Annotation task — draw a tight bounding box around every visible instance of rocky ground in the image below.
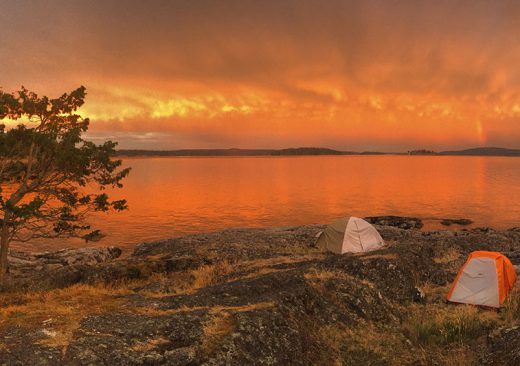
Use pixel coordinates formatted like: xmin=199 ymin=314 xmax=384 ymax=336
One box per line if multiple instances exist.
xmin=0 ymin=217 xmax=519 ymax=365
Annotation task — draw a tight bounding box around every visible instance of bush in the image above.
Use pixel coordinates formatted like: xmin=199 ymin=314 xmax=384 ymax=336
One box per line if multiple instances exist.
xmin=501 ymin=287 xmax=520 ymax=324
xmin=406 ymin=305 xmax=498 ymax=346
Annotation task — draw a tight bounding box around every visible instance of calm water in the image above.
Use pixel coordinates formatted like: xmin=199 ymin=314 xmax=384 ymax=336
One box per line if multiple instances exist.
xmin=13 ymin=156 xmax=520 ymax=252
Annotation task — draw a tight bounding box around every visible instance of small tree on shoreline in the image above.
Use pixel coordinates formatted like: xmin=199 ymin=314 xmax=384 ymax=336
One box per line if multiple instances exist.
xmin=0 ymin=86 xmax=130 ymax=279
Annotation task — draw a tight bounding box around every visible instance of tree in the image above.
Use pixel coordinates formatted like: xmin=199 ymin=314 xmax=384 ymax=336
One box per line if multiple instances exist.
xmin=0 ymin=86 xmax=130 ymax=279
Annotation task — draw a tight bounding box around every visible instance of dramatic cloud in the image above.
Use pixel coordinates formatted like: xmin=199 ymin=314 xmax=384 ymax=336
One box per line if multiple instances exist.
xmin=1 ymin=0 xmax=519 ymax=150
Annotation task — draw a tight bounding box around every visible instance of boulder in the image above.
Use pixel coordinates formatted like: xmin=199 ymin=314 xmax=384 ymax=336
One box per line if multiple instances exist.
xmin=441 ymin=218 xmax=473 ymax=226
xmin=364 ymin=216 xmax=423 ymax=229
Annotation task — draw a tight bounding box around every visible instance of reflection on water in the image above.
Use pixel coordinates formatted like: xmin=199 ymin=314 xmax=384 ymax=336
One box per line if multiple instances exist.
xmin=14 ymin=156 xmax=520 ymax=252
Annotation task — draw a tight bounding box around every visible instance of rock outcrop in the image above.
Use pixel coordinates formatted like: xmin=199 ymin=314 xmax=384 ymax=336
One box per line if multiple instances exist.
xmin=364 ymin=215 xmax=424 ymax=229
xmin=1 ymin=247 xmax=122 ymax=291
xmin=0 ymin=219 xmax=519 ymax=365
xmin=8 ymin=246 xmax=122 ymax=273
xmin=481 ymin=326 xmax=520 ymax=365
xmin=440 ymin=218 xmax=473 ymax=226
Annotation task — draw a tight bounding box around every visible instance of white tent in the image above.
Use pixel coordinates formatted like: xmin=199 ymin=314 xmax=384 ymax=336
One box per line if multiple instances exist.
xmin=447 ymin=251 xmax=517 ymax=308
xmin=317 ymin=216 xmax=385 ymax=254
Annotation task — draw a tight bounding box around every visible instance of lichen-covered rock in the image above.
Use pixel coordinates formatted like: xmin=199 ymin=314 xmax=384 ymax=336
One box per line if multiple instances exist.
xmin=9 ymin=246 xmax=121 ymax=271
xmin=440 ymin=218 xmax=473 ymax=226
xmin=1 ymin=221 xmax=520 ymax=365
xmin=1 ymin=247 xmax=122 ymax=291
xmin=364 ymin=215 xmax=423 ymax=229
xmin=480 ymin=326 xmax=520 ymax=365
xmin=63 ymin=312 xmax=206 ymax=365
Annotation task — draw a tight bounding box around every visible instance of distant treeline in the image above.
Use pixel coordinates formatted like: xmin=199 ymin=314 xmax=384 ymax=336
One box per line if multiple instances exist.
xmin=439 ymin=147 xmax=520 ymax=156
xmin=408 ymin=149 xmax=438 ymax=155
xmin=409 ymin=147 xmax=520 ymax=156
xmin=115 ymin=147 xmax=520 ymax=157
xmin=116 ymin=147 xmax=359 ymax=157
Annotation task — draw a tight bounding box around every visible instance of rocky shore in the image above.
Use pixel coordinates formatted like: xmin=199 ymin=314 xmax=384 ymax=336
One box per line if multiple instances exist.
xmin=0 ymin=217 xmax=519 ymax=365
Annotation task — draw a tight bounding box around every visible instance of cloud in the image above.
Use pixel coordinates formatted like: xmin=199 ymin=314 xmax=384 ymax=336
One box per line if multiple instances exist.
xmin=1 ymin=0 xmax=520 ymax=150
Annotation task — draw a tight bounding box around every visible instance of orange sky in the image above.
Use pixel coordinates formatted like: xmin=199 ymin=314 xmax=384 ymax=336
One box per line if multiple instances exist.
xmin=1 ymin=0 xmax=520 ymax=151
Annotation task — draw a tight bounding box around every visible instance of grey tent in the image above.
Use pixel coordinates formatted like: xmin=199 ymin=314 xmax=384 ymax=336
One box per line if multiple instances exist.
xmin=317 ymin=216 xmax=385 ymax=254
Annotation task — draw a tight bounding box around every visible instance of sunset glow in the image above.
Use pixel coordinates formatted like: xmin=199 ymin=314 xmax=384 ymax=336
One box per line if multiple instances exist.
xmin=2 ymin=0 xmax=520 ymax=151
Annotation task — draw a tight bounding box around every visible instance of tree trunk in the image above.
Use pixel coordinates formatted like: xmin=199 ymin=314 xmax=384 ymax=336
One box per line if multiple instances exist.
xmin=0 ymin=210 xmax=12 ymax=281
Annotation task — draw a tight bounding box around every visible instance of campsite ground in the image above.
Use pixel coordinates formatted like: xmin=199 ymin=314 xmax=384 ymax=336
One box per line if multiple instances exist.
xmin=0 ymin=218 xmax=519 ymax=365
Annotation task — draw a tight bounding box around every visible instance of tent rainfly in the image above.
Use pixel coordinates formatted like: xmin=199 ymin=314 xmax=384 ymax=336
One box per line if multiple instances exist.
xmin=447 ymin=251 xmax=517 ymax=308
xmin=317 ymin=216 xmax=385 ymax=254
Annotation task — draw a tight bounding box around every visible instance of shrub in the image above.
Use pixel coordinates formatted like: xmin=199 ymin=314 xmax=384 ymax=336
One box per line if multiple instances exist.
xmin=501 ymin=287 xmax=520 ymax=324
xmin=191 ymin=260 xmax=233 ymax=290
xmin=406 ymin=305 xmax=498 ymax=346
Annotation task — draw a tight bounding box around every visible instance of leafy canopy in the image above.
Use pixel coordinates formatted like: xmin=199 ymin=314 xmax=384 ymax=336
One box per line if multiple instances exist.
xmin=0 ymin=86 xmax=130 ymax=243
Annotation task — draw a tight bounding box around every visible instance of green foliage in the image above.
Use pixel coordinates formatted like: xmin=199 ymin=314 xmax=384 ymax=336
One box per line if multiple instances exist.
xmin=501 ymin=287 xmax=520 ymax=323
xmin=406 ymin=305 xmax=498 ymax=346
xmin=0 ymin=86 xmax=130 ymax=248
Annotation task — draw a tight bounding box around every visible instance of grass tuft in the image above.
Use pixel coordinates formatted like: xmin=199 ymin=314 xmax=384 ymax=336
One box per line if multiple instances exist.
xmin=200 ymin=312 xmax=235 ymax=356
xmin=191 ymin=260 xmax=233 ymax=290
xmin=433 ymin=247 xmax=461 ymax=264
xmin=0 ymin=284 xmax=130 ymax=350
xmin=501 ymin=286 xmax=520 ymax=324
xmin=405 ymin=304 xmax=498 ymax=346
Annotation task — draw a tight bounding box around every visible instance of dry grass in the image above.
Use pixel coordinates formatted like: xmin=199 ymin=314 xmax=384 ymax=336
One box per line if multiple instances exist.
xmin=238 ymin=254 xmax=323 ymax=270
xmin=129 ymin=302 xmax=274 ymax=317
xmin=131 ymin=336 xmax=170 ymax=352
xmin=304 ymin=269 xmax=374 ymax=288
xmin=239 ymin=266 xmax=289 ymax=280
xmin=318 ymin=322 xmax=419 ymax=366
xmin=191 ymin=260 xmax=233 ymax=290
xmin=136 ymin=260 xmax=234 ymax=297
xmin=224 ymin=254 xmax=322 ymax=282
xmin=317 ymin=325 xmax=345 ymax=366
xmin=433 ymin=247 xmax=461 ymax=264
xmin=0 ymin=268 xmax=274 ymax=354
xmin=198 ymin=301 xmax=275 ymax=357
xmin=209 ymin=302 xmax=274 ymax=314
xmin=317 ymin=314 xmax=481 ymax=366
xmin=140 ymin=256 xmax=320 ymax=298
xmin=421 ymin=345 xmax=476 ymax=366
xmin=128 ymin=305 xmax=209 ymax=316
xmin=0 ymin=284 xmax=130 ymax=351
xmin=359 ymin=253 xmax=398 ymax=261
xmin=501 ymin=286 xmax=520 ymax=324
xmin=304 ymin=269 xmax=337 ymax=281
xmin=421 ymin=282 xmax=452 ymax=303
xmin=0 ymin=249 xmax=513 ymax=363
xmin=276 ymin=244 xmax=323 ymax=256
xmin=201 ymin=313 xmax=236 ymax=355
xmin=347 ymin=325 xmax=414 ymax=366
xmin=405 ymin=304 xmax=499 ymax=346
xmin=304 ymin=270 xmax=340 ymax=294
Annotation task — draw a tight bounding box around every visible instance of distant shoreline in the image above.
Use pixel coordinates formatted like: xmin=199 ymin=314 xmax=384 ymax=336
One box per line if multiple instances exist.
xmin=115 ymin=146 xmax=520 ymax=157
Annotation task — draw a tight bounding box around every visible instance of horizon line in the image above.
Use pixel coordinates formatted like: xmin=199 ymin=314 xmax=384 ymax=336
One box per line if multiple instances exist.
xmin=114 ymin=146 xmax=520 ymax=157
xmin=115 ymin=146 xmax=519 ymax=152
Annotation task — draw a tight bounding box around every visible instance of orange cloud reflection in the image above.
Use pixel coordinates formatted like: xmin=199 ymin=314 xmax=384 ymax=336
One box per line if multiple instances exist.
xmin=1 ymin=1 xmax=519 ymax=151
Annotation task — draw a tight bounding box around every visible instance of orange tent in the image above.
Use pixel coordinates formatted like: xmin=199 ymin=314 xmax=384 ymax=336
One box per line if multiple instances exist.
xmin=447 ymin=251 xmax=517 ymax=308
